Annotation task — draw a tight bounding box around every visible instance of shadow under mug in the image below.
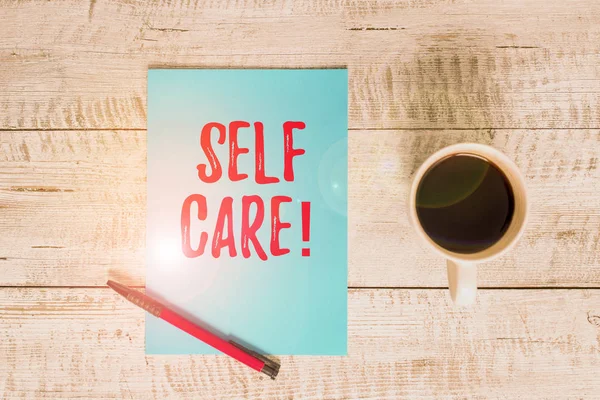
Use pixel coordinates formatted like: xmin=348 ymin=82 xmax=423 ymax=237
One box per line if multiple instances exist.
xmin=408 ymin=143 xmax=529 ymax=306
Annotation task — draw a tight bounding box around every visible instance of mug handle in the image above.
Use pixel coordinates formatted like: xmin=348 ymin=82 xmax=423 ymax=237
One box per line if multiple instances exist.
xmin=447 ymin=260 xmax=477 ymax=305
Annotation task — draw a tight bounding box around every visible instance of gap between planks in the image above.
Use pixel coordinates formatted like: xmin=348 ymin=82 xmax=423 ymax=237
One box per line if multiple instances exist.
xmin=0 ymin=286 xmax=599 ymax=290
xmin=3 ymin=127 xmax=600 ymax=132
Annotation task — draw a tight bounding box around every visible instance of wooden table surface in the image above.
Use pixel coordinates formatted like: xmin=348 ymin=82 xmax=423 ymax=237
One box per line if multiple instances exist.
xmin=1 ymin=0 xmax=600 ymax=398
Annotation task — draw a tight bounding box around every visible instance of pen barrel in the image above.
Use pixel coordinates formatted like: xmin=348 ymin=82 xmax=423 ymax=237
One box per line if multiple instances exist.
xmin=159 ymin=308 xmax=266 ymax=373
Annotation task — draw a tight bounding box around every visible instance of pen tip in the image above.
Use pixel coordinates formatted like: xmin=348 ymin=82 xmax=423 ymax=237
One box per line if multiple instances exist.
xmin=106 ymin=280 xmax=130 ymax=298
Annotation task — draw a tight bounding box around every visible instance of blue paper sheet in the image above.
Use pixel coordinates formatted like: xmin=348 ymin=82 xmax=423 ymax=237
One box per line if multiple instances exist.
xmin=146 ymin=69 xmax=347 ymax=355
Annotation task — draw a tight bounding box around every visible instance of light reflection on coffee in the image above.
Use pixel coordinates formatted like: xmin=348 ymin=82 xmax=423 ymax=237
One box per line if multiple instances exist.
xmin=416 ymin=154 xmax=515 ymax=254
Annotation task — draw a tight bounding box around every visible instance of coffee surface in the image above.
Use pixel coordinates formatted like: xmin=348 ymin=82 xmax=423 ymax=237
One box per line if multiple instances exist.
xmin=416 ymin=154 xmax=515 ymax=254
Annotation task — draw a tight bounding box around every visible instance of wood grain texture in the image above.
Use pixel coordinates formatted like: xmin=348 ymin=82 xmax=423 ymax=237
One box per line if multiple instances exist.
xmin=1 ymin=288 xmax=599 ymax=399
xmin=2 ymin=1 xmax=600 ymax=398
xmin=1 ymin=129 xmax=598 ymax=287
xmin=1 ymin=0 xmax=600 ymax=129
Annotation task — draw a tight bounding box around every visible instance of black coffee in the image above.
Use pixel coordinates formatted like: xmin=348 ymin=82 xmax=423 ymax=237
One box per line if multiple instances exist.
xmin=416 ymin=154 xmax=515 ymax=254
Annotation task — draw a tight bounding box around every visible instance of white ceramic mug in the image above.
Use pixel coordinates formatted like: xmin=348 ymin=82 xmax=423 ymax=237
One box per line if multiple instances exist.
xmin=408 ymin=143 xmax=529 ymax=306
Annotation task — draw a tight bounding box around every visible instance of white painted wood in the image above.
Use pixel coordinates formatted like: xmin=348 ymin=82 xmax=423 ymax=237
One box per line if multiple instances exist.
xmin=2 ymin=1 xmax=600 ymax=398
xmin=1 ymin=129 xmax=598 ymax=286
xmin=0 ymin=0 xmax=599 ymax=129
xmin=0 ymin=288 xmax=599 ymax=399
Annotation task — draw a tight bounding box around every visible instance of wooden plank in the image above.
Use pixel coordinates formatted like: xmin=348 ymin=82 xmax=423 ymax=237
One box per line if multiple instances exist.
xmin=1 ymin=129 xmax=598 ymax=287
xmin=1 ymin=0 xmax=600 ymax=129
xmin=0 ymin=288 xmax=599 ymax=398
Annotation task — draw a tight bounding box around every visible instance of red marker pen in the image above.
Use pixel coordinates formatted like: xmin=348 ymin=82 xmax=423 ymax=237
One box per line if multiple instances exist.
xmin=107 ymin=280 xmax=280 ymax=379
